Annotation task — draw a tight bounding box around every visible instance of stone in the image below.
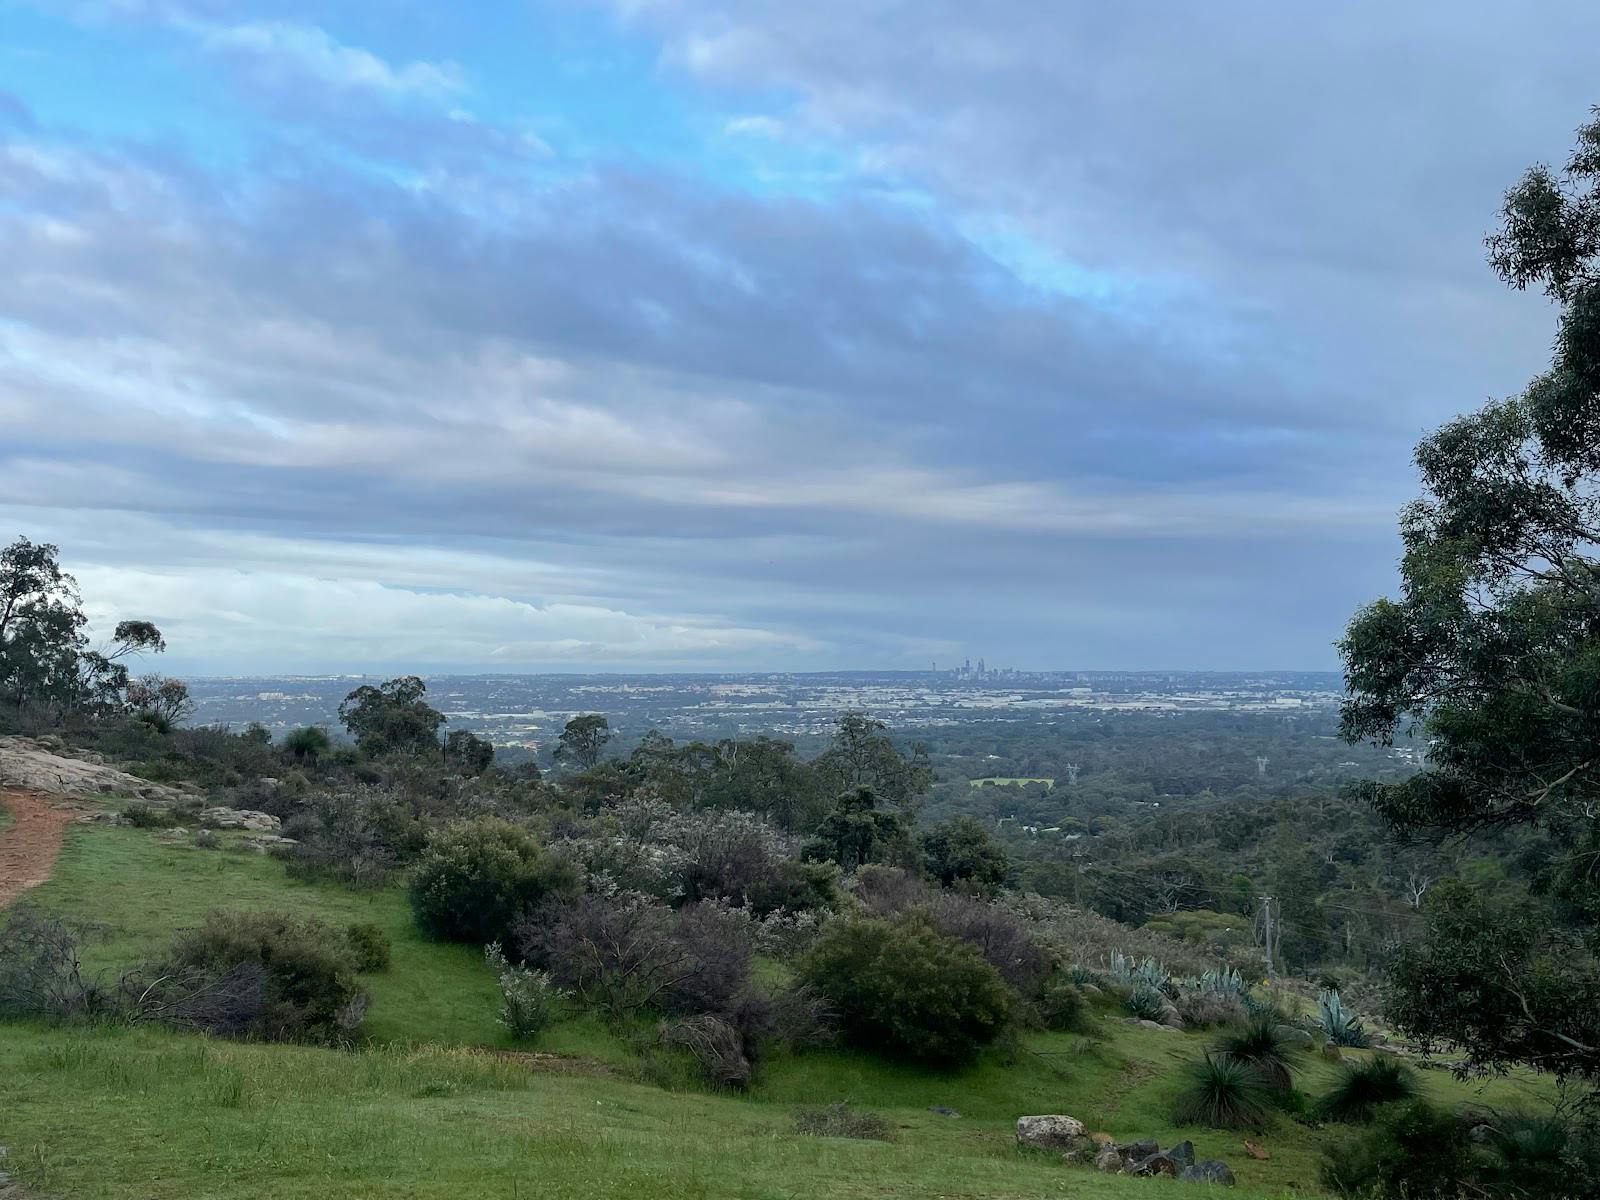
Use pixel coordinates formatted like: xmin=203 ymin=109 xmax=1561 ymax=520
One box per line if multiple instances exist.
xmin=0 ymin=736 xmax=188 ymax=806
xmin=234 ymin=835 xmax=297 ymax=854
xmin=1130 ymin=1153 xmax=1179 ymax=1178
xmin=928 ymin=1106 xmax=961 ymax=1118
xmin=198 ymin=807 xmax=281 ymax=832
xmin=1167 ymin=1140 xmax=1196 ymax=1170
xmin=1094 ymin=1146 xmax=1124 ymax=1173
xmin=1118 ymin=1139 xmax=1160 ymax=1161
xmin=1016 ymin=1115 xmax=1087 ymax=1152
xmin=1135 ymin=1018 xmax=1179 ymax=1033
xmin=1179 ymin=1160 xmax=1236 ymax=1186
xmin=1320 ymin=1042 xmax=1343 ymax=1062
xmin=1468 ymin=1124 xmax=1496 ymax=1145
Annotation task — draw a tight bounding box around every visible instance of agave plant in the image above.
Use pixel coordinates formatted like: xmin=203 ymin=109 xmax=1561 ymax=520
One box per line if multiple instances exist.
xmin=1317 ymin=989 xmax=1370 ymax=1048
xmin=1125 ymin=983 xmax=1170 ymax=1022
xmin=1194 ymin=967 xmax=1245 ymax=997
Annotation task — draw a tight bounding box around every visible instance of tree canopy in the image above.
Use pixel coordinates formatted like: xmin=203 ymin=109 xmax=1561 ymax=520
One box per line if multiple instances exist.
xmin=1341 ymin=109 xmax=1600 ymax=1087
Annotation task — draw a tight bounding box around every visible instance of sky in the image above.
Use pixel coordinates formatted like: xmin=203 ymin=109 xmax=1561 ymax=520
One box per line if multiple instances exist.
xmin=1 ymin=1 xmax=1595 ymax=675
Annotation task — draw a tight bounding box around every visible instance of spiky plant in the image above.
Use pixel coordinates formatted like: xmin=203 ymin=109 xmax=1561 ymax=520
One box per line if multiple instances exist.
xmin=1125 ymin=983 xmax=1168 ymax=1022
xmin=1215 ymin=1015 xmax=1301 ymax=1091
xmin=1316 ymin=1056 xmax=1416 ymax=1123
xmin=1317 ymin=989 xmax=1370 ymax=1048
xmin=1173 ymin=1052 xmax=1273 ymax=1130
xmin=1197 ymin=966 xmax=1245 ymax=997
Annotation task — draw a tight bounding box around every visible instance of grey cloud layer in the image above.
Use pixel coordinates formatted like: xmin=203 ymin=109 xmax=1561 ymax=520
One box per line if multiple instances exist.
xmin=4 ymin=3 xmax=1582 ymax=669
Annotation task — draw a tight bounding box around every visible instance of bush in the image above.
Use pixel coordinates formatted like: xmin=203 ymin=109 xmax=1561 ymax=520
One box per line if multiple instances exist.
xmin=793 ymin=1102 xmax=896 ymax=1142
xmin=518 ymin=893 xmax=753 ymax=1022
xmin=658 ymin=1013 xmax=751 ymax=1089
xmin=1173 ymin=1052 xmax=1274 ymax=1130
xmin=1317 ymin=1056 xmax=1417 ymax=1123
xmin=123 ymin=803 xmax=178 ymax=829
xmin=484 ymin=942 xmax=564 ymax=1040
xmin=1035 ymin=978 xmax=1092 ymax=1033
xmin=798 ymin=913 xmax=1011 ymax=1065
xmin=1215 ymin=1015 xmax=1301 ymax=1091
xmin=916 ymin=892 xmax=1050 ymax=994
xmin=1321 ymin=1100 xmax=1472 ymax=1200
xmin=1477 ymin=1111 xmax=1600 ymax=1200
xmin=166 ymin=910 xmax=368 ymax=1041
xmin=344 ymin=922 xmax=391 ymax=972
xmin=1175 ymin=990 xmax=1247 ymax=1029
xmin=281 ymin=785 xmax=429 ymax=889
xmin=409 ymin=818 xmax=577 ymax=945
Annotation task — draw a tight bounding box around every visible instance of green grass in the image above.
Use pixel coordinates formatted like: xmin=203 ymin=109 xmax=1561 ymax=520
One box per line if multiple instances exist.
xmin=0 ymin=820 xmax=1558 ymax=1199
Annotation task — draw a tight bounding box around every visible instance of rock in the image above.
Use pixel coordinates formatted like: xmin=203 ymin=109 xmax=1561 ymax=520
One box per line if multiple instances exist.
xmin=234 ymin=835 xmax=297 ymax=855
xmin=1094 ymin=1146 xmax=1125 ymax=1173
xmin=1016 ymin=1115 xmax=1087 ymax=1152
xmin=1468 ymin=1124 xmax=1496 ymax=1144
xmin=1130 ymin=1152 xmax=1180 ymax=1178
xmin=1179 ymin=1160 xmax=1236 ymax=1186
xmin=1167 ymin=1140 xmax=1196 ymax=1170
xmin=1118 ymin=1139 xmax=1160 ymax=1161
xmin=1242 ymin=1140 xmax=1269 ymax=1161
xmin=1134 ymin=1018 xmax=1180 ymax=1033
xmin=928 ymin=1106 xmax=961 ymax=1118
xmin=198 ymin=807 xmax=280 ymax=832
xmin=0 ymin=736 xmax=188 ymax=806
xmin=79 ymin=810 xmax=129 ymax=826
xmin=1321 ymin=1043 xmax=1343 ymax=1062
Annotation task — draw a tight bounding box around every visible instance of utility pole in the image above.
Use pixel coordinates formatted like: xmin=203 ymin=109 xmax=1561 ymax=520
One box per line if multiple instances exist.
xmin=1257 ymin=895 xmax=1278 ymax=979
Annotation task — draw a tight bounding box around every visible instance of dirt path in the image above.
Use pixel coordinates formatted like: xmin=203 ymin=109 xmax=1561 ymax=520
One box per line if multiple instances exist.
xmin=0 ymin=787 xmax=73 ymax=907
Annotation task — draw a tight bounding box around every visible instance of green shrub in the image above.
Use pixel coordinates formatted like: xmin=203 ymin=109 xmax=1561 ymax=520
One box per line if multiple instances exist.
xmin=1035 ymin=978 xmax=1091 ymax=1033
xmin=409 ymin=818 xmax=578 ymax=945
xmin=1215 ymin=1015 xmax=1301 ymax=1090
xmin=123 ymin=803 xmax=178 ymax=829
xmin=1172 ymin=1052 xmax=1273 ymax=1130
xmin=798 ymin=913 xmax=1011 ymax=1065
xmin=344 ymin=922 xmax=392 ymax=972
xmin=1477 ymin=1111 xmax=1600 ymax=1200
xmin=1321 ymin=1100 xmax=1471 ymax=1200
xmin=792 ymin=1102 xmax=896 ymax=1142
xmin=1317 ymin=1056 xmax=1416 ymax=1123
xmin=484 ymin=942 xmax=564 ymax=1040
xmin=167 ymin=910 xmax=367 ymax=1041
xmin=1125 ymin=983 xmax=1170 ymax=1022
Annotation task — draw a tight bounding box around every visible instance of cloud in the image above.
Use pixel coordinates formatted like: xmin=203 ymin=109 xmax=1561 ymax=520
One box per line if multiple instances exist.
xmin=6 ymin=3 xmax=1586 ymax=669
xmin=196 ymin=21 xmax=464 ymax=99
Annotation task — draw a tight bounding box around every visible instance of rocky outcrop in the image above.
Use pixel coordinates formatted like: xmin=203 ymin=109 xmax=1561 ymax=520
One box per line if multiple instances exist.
xmin=198 ymin=807 xmax=280 ymax=832
xmin=1090 ymin=1137 xmax=1235 ymax=1186
xmin=0 ymin=736 xmax=189 ymax=805
xmin=1016 ymin=1114 xmax=1088 ymax=1154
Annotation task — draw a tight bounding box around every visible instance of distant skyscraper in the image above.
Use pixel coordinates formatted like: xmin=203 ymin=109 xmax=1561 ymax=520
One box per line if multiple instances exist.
xmin=978 ymin=658 xmax=986 ymax=677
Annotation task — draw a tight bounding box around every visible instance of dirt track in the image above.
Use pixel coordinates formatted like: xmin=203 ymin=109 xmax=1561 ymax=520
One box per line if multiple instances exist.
xmin=0 ymin=787 xmax=73 ymax=907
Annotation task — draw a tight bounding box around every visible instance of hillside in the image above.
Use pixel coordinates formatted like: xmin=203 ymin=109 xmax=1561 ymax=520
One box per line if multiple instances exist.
xmin=0 ymin=742 xmax=1548 ymax=1200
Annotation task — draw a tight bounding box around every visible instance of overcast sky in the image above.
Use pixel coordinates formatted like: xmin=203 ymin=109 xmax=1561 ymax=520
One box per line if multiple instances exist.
xmin=1 ymin=2 xmax=1594 ymax=674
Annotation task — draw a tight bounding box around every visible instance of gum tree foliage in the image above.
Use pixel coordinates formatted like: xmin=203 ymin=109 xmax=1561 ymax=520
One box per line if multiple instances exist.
xmin=920 ymin=815 xmax=1012 ymax=896
xmin=444 ymin=728 xmax=495 ymax=775
xmin=0 ymin=536 xmax=166 ymax=715
xmin=813 ymin=711 xmax=933 ymax=810
xmin=338 ymin=675 xmax=445 ymax=758
xmin=555 ymin=713 xmax=611 ymax=769
xmin=1340 ymin=110 xmax=1600 ymax=1085
xmin=801 ymin=786 xmax=911 ymax=873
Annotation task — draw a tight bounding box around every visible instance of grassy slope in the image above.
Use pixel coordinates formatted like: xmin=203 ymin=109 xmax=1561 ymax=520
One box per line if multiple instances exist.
xmin=0 ymin=822 xmax=1552 ymax=1200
